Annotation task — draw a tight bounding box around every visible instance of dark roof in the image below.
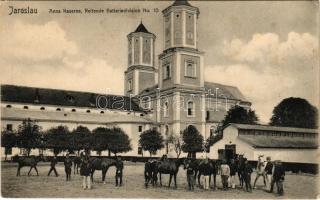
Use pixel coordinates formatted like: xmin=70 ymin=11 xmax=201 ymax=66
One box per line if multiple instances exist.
xmin=204 ymin=82 xmax=249 ymax=102
xmin=1 ymin=85 xmax=144 ymax=112
xmin=172 ymin=0 xmax=192 ymax=6
xmin=134 ymin=22 xmax=150 ymax=34
xmin=238 ymin=135 xmax=318 ymax=149
xmin=229 ymin=123 xmax=318 ymax=134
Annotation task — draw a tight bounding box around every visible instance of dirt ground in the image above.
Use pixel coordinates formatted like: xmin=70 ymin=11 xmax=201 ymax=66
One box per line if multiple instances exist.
xmin=1 ymin=162 xmax=318 ymax=198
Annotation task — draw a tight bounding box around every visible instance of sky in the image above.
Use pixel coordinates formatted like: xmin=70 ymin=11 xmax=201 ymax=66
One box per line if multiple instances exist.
xmin=0 ymin=0 xmax=319 ymax=122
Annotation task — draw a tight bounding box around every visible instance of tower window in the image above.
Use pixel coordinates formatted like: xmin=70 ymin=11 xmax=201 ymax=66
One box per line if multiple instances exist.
xmin=6 ymin=105 xmax=12 ymax=108
xmin=164 ymin=101 xmax=169 ymax=117
xmin=138 ymin=126 xmax=143 ymax=132
xmin=163 ymin=64 xmax=171 ymax=80
xmin=56 ymin=108 xmax=61 ymax=111
xmin=40 ymin=107 xmax=45 ymax=110
xmin=128 ymin=79 xmax=133 ymax=91
xmin=185 ymin=62 xmax=196 ymax=77
xmin=86 ymin=110 xmax=91 ymax=113
xmin=187 ymin=101 xmax=195 ymax=117
xmin=23 ymin=106 xmax=28 ymax=109
xmin=100 ymin=111 xmax=104 ymax=114
xmin=71 ymin=109 xmax=76 ymax=112
xmin=176 ymin=14 xmax=180 ymax=18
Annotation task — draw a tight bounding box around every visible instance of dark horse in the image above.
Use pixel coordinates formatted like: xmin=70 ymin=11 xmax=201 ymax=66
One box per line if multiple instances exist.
xmin=236 ymin=154 xmax=246 ymax=188
xmin=89 ymin=157 xmax=117 ymax=184
xmin=16 ymin=155 xmax=44 ymax=176
xmin=156 ymin=158 xmax=185 ymax=188
xmin=73 ymin=156 xmax=81 ymax=175
xmin=192 ymin=159 xmax=219 ymax=189
xmin=144 ymin=159 xmax=158 ymax=188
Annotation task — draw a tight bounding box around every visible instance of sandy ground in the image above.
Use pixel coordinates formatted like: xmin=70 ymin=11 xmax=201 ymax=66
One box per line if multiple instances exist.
xmin=1 ymin=162 xmax=318 ymax=198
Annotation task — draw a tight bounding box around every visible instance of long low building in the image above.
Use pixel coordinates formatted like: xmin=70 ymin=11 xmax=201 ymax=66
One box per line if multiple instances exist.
xmin=209 ymin=123 xmax=319 ymax=164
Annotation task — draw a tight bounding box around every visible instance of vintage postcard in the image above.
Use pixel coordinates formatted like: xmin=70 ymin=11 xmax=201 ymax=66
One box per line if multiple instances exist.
xmin=0 ymin=0 xmax=319 ymax=199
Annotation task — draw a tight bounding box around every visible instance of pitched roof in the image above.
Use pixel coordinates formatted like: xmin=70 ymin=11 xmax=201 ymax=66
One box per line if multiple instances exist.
xmin=204 ymin=82 xmax=249 ymax=102
xmin=229 ymin=123 xmax=318 ymax=134
xmin=238 ymin=135 xmax=318 ymax=149
xmin=134 ymin=22 xmax=150 ymax=34
xmin=1 ymin=85 xmax=143 ymax=112
xmin=2 ymin=107 xmax=153 ymax=125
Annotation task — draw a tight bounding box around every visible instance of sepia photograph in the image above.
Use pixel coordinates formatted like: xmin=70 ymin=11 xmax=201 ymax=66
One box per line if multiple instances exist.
xmin=0 ymin=0 xmax=319 ymax=198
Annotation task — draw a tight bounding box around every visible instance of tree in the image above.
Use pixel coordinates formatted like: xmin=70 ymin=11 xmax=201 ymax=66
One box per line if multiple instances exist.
xmin=92 ymin=127 xmax=110 ymax=156
xmin=44 ymin=125 xmax=70 ymax=156
xmin=16 ymin=119 xmax=42 ymax=156
xmin=71 ymin=126 xmax=92 ymax=154
xmin=167 ymin=134 xmax=182 ymax=158
xmin=107 ymin=127 xmax=132 ymax=156
xmin=221 ymin=105 xmax=259 ymax=128
xmin=139 ymin=128 xmax=164 ymax=157
xmin=270 ymin=97 xmax=318 ymax=128
xmin=181 ymin=125 xmax=203 ymax=158
xmin=1 ymin=130 xmax=17 ymax=160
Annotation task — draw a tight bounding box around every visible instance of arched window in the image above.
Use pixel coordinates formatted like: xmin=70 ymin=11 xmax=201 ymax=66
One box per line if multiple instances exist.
xmin=100 ymin=111 xmax=104 ymax=114
xmin=56 ymin=108 xmax=61 ymax=111
xmin=6 ymin=105 xmax=12 ymax=108
xmin=40 ymin=107 xmax=45 ymax=110
xmin=86 ymin=110 xmax=91 ymax=113
xmin=23 ymin=106 xmax=28 ymax=109
xmin=164 ymin=101 xmax=169 ymax=117
xmin=185 ymin=61 xmax=196 ymax=77
xmin=165 ymin=125 xmax=169 ymax=136
xmin=187 ymin=101 xmax=194 ymax=117
xmin=71 ymin=109 xmax=76 ymax=112
xmin=163 ymin=64 xmax=171 ymax=80
xmin=210 ymin=125 xmax=217 ymax=137
xmin=128 ymin=79 xmax=133 ymax=91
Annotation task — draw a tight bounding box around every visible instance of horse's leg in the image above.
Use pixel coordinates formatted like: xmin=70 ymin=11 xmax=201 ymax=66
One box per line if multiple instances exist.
xmin=174 ymin=173 xmax=177 ymax=188
xmin=102 ymin=169 xmax=107 ymax=184
xmin=34 ymin=166 xmax=39 ymax=176
xmin=159 ymin=173 xmax=162 ymax=186
xmin=209 ymin=175 xmax=211 ymax=188
xmin=169 ymin=174 xmax=172 ymax=187
xmin=91 ymin=169 xmax=95 ymax=183
xmin=28 ymin=166 xmax=33 ymax=176
xmin=74 ymin=164 xmax=76 ymax=175
xmin=213 ymin=173 xmax=217 ymax=190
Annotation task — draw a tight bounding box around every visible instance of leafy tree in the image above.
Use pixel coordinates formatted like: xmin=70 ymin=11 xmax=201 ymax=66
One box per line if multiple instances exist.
xmin=270 ymin=97 xmax=318 ymax=128
xmin=181 ymin=125 xmax=203 ymax=158
xmin=16 ymin=119 xmax=42 ymax=156
xmin=221 ymin=105 xmax=258 ymax=128
xmin=1 ymin=130 xmax=17 ymax=160
xmin=92 ymin=127 xmax=110 ymax=156
xmin=108 ymin=127 xmax=132 ymax=156
xmin=71 ymin=126 xmax=92 ymax=153
xmin=44 ymin=125 xmax=70 ymax=156
xmin=139 ymin=128 xmax=164 ymax=157
xmin=167 ymin=134 xmax=182 ymax=158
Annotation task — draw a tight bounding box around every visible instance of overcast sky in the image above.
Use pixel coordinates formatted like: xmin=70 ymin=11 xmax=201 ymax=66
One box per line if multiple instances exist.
xmin=0 ymin=1 xmax=318 ymax=122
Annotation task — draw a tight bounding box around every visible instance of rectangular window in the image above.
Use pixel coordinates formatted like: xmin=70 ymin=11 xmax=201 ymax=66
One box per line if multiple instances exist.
xmin=6 ymin=124 xmax=12 ymax=131
xmin=138 ymin=126 xmax=143 ymax=132
xmin=163 ymin=64 xmax=171 ymax=80
xmin=128 ymin=79 xmax=133 ymax=91
xmin=187 ymin=101 xmax=195 ymax=117
xmin=138 ymin=147 xmax=142 ymax=155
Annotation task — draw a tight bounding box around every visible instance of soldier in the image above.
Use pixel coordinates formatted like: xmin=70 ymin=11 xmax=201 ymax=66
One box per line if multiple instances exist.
xmin=243 ymin=159 xmax=253 ymax=192
xmin=220 ymin=160 xmax=230 ymax=190
xmin=229 ymin=159 xmax=237 ymax=189
xmin=48 ymin=155 xmax=59 ymax=177
xmin=64 ymin=153 xmax=72 ymax=181
xmin=253 ymin=155 xmax=266 ymax=189
xmin=185 ymin=158 xmax=195 ymax=190
xmin=115 ymin=156 xmax=124 ymax=186
xmin=264 ymin=157 xmax=273 ymax=190
xmin=269 ymin=160 xmax=285 ymax=196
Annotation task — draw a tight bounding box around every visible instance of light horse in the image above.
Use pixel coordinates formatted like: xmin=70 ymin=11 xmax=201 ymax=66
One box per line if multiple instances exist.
xmin=156 ymin=158 xmax=186 ymax=188
xmin=16 ymin=155 xmax=45 ymax=176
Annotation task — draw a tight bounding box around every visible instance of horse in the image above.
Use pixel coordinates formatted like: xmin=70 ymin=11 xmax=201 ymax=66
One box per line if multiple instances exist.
xmin=236 ymin=154 xmax=246 ymax=188
xmin=73 ymin=156 xmax=81 ymax=175
xmin=16 ymin=155 xmax=44 ymax=176
xmin=192 ymin=159 xmax=219 ymax=189
xmin=156 ymin=158 xmax=185 ymax=188
xmin=144 ymin=159 xmax=158 ymax=188
xmin=89 ymin=157 xmax=117 ymax=184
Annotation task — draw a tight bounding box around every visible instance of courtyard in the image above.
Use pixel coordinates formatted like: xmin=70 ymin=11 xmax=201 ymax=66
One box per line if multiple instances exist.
xmin=1 ymin=161 xmax=318 ymax=198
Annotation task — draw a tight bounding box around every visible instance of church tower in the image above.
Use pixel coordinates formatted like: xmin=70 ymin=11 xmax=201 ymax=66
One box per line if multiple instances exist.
xmin=124 ymin=22 xmax=156 ymax=96
xmin=158 ymin=0 xmax=206 ymax=152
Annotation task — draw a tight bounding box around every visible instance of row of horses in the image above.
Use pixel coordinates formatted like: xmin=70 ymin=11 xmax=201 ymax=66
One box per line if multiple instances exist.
xmin=15 ymin=155 xmax=249 ymax=189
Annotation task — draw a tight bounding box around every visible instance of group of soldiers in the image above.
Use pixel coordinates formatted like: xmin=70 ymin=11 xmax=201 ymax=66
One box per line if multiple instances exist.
xmin=184 ymin=155 xmax=285 ymax=196
xmin=46 ymin=152 xmax=124 ymax=190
